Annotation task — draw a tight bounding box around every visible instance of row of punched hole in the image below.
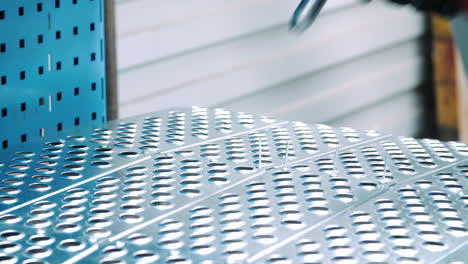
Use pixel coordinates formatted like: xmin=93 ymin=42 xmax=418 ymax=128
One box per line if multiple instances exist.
xmin=1 ymin=82 xmax=100 ymax=118
xmin=0 ymin=0 xmax=87 ymax=21
xmin=1 ymin=51 xmax=100 ymax=86
xmin=1 ymin=112 xmax=102 ymax=149
xmin=0 ymin=23 xmax=97 ymax=53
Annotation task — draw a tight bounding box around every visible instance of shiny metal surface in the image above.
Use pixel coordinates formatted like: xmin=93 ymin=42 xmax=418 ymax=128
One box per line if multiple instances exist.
xmin=0 ymin=107 xmax=467 ymax=264
xmin=290 ymin=0 xmax=328 ymax=33
xmin=251 ymin=160 xmax=468 ymax=264
xmin=0 ymin=107 xmax=281 ymax=214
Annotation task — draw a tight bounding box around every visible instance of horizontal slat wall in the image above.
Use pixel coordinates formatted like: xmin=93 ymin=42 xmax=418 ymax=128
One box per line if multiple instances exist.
xmin=329 ymin=91 xmax=426 ymax=137
xmin=116 ymin=0 xmax=357 ymax=70
xmin=115 ymin=0 xmax=430 ymax=137
xmin=220 ymin=42 xmax=424 ymax=123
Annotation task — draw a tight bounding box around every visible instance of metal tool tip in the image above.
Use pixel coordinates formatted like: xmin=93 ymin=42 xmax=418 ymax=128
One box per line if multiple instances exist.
xmin=289 ymin=0 xmax=327 ymax=34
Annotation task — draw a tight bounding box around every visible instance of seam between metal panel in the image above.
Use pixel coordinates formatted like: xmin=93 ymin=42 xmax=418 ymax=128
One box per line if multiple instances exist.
xmin=63 ymin=131 xmax=393 ymax=263
xmin=432 ymin=240 xmax=468 ymax=264
xmin=110 ymin=130 xmax=393 ymax=243
xmin=247 ymin=155 xmax=468 ymax=263
xmin=160 ymin=120 xmax=289 ymax=155
xmin=277 ymin=133 xmax=393 ymax=169
xmin=107 ymin=169 xmax=270 ymax=243
xmin=0 ymin=156 xmax=152 ymax=216
xmin=55 ymin=125 xmax=388 ymax=263
xmin=0 ymin=119 xmax=287 ymax=217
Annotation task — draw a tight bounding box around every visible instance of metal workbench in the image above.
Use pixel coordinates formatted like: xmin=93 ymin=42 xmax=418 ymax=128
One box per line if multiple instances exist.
xmin=0 ymin=107 xmax=467 ymax=263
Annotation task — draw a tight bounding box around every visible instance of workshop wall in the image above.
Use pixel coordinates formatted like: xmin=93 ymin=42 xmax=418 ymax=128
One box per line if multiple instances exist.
xmin=115 ymin=0 xmax=432 ymax=137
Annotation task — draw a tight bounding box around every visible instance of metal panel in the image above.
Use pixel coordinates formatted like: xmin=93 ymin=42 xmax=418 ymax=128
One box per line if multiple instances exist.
xmin=0 ymin=0 xmax=107 ymax=151
xmin=0 ymin=107 xmax=281 ymax=212
xmin=79 ymin=139 xmax=467 ymax=263
xmin=0 ymin=108 xmax=467 ymax=263
xmin=0 ymin=108 xmax=386 ymax=264
xmin=249 ymin=160 xmax=468 ymax=264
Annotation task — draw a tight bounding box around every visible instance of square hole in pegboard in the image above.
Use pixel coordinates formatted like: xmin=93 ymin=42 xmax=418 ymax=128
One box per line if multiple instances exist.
xmin=2 ymin=140 xmax=7 ymax=149
xmin=0 ymin=0 xmax=107 ymax=152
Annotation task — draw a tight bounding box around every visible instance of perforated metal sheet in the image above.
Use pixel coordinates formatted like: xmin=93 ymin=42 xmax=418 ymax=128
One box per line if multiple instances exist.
xmin=0 ymin=107 xmax=281 ymax=213
xmin=0 ymin=0 xmax=106 ymax=151
xmin=250 ymin=161 xmax=468 ymax=264
xmin=0 ymin=107 xmax=467 ymax=264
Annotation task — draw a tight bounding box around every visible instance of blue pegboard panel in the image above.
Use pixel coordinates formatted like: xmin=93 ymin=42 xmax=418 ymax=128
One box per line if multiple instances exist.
xmin=0 ymin=0 xmax=106 ymax=150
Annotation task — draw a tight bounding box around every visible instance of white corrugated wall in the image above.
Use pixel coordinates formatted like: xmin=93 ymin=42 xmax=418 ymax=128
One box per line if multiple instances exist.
xmin=115 ymin=0 xmax=432 ymax=137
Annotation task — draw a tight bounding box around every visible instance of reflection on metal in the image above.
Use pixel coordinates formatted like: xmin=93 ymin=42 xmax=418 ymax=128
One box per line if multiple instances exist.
xmin=0 ymin=107 xmax=467 ymax=263
xmin=290 ymin=0 xmax=328 ymax=33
